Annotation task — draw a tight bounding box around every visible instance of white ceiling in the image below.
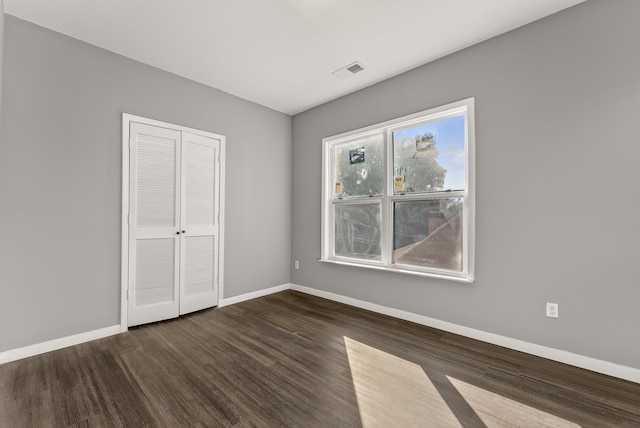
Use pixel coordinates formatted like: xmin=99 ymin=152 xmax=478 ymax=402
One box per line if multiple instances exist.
xmin=4 ymin=0 xmax=586 ymax=115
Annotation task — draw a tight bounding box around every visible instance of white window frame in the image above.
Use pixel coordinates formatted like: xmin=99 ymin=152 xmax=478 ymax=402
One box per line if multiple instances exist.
xmin=321 ymin=98 xmax=475 ymax=283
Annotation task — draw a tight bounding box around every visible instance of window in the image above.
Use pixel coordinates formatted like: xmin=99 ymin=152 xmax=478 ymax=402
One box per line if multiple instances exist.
xmin=321 ymin=98 xmax=475 ymax=282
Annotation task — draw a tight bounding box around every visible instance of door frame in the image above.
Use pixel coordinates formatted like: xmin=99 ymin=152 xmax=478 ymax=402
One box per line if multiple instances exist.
xmin=120 ymin=113 xmax=226 ymax=331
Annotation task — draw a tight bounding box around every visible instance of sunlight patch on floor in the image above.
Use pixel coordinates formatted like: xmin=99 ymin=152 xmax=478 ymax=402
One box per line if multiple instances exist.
xmin=344 ymin=336 xmax=462 ymax=427
xmin=344 ymin=336 xmax=581 ymax=428
xmin=447 ymin=376 xmax=581 ymax=428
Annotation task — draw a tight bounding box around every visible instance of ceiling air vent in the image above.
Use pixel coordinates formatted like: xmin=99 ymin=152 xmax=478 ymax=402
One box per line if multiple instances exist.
xmin=332 ymin=61 xmax=366 ymax=79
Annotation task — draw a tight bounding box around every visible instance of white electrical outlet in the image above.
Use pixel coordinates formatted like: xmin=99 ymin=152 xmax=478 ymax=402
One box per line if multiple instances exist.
xmin=294 ymin=260 xmax=299 ymax=269
xmin=546 ymin=302 xmax=559 ymax=318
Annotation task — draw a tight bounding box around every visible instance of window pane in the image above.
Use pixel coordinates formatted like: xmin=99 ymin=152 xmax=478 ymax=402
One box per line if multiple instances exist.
xmin=393 ymin=198 xmax=463 ymax=271
xmin=335 ymin=203 xmax=381 ymax=260
xmin=334 ymin=134 xmax=384 ymax=198
xmin=392 ymin=115 xmax=465 ymax=194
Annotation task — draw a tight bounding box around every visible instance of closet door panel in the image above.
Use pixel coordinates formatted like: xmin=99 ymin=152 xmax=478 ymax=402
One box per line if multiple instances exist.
xmin=181 ymin=235 xmax=216 ymax=313
xmin=184 ymin=138 xmax=216 ymax=226
xmin=135 ymin=132 xmax=177 ymax=227
xmin=129 ymin=237 xmax=180 ymax=325
xmin=180 ymin=132 xmax=220 ymax=314
xmin=128 ymin=122 xmax=181 ymax=326
xmin=135 ymin=238 xmax=176 ymax=304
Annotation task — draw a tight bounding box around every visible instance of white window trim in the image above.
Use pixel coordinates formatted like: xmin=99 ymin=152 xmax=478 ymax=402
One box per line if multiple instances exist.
xmin=321 ymin=98 xmax=475 ymax=283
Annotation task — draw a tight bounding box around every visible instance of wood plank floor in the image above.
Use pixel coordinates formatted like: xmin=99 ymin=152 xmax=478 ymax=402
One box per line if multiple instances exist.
xmin=1 ymin=290 xmax=639 ymax=427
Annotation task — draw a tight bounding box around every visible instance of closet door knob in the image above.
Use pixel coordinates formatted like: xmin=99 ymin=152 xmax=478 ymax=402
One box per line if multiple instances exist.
xmin=181 ymin=230 xmax=186 ymax=234
xmin=176 ymin=231 xmax=180 ymax=235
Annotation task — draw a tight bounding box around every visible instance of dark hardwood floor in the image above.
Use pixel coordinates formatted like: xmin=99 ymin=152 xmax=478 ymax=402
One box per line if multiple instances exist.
xmin=1 ymin=290 xmax=639 ymax=427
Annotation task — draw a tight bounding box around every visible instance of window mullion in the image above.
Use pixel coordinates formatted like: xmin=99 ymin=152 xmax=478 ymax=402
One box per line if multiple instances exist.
xmin=381 ymin=130 xmax=393 ymax=266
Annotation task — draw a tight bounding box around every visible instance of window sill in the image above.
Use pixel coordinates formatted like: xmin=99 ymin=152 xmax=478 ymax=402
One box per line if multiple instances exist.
xmin=319 ymin=258 xmax=474 ymax=283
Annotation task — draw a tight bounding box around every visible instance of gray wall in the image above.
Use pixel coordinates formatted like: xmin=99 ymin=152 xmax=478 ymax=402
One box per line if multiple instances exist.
xmin=292 ymin=0 xmax=640 ymax=369
xmin=0 ymin=17 xmax=292 ymax=352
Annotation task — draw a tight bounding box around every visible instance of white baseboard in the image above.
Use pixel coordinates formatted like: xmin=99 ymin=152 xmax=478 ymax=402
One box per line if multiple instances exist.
xmin=290 ymin=283 xmax=640 ymax=384
xmin=0 ymin=325 xmax=121 ymax=365
xmin=219 ymin=283 xmax=291 ymax=307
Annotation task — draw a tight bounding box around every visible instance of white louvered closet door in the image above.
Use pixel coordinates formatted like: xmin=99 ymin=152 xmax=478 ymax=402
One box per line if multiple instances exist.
xmin=179 ymin=132 xmax=220 ymax=315
xmin=128 ymin=122 xmax=182 ymax=326
xmin=128 ymin=123 xmax=221 ymax=327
